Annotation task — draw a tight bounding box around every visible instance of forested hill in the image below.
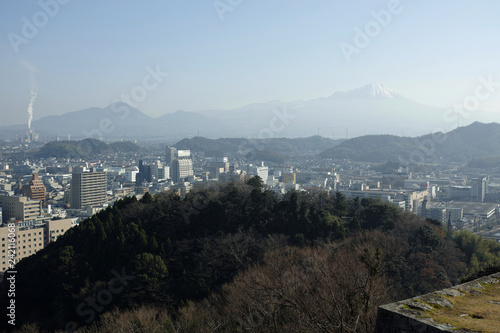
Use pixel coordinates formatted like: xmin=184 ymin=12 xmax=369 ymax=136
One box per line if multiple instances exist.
xmin=2 ymin=179 xmax=500 ymax=332
xmin=319 ymin=122 xmax=500 ymax=163
xmin=174 ymin=135 xmax=340 ymax=156
xmin=35 ymin=138 xmax=142 ymax=159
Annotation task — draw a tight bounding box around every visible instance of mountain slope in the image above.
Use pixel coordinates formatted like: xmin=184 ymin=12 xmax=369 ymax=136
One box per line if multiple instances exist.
xmin=195 ymin=83 xmax=496 ymax=138
xmin=174 ymin=135 xmax=340 ymax=156
xmin=319 ymin=122 xmax=500 ymax=163
xmin=0 ymin=103 xmax=220 ymax=140
xmin=328 ymin=82 xmax=402 ymax=99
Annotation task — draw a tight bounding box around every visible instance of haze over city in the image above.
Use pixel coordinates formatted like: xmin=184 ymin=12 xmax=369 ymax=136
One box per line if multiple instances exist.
xmin=4 ymin=2 xmax=500 ymax=332
xmin=1 ymin=0 xmax=500 ymax=130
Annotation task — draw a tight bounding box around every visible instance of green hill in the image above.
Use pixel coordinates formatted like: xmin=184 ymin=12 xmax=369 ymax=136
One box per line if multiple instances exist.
xmin=35 ymin=139 xmax=141 ymax=159
xmin=174 ymin=135 xmax=340 ymax=156
xmin=2 ymin=182 xmax=500 ymax=332
xmin=319 ymin=122 xmax=500 ymax=163
xmin=468 ymin=155 xmax=500 ymax=169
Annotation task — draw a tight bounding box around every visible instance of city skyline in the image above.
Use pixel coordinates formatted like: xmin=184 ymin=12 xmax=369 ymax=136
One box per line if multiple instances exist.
xmin=1 ymin=0 xmax=500 ymax=127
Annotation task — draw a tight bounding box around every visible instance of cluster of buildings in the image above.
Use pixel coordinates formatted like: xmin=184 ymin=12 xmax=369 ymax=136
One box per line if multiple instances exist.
xmin=338 ymin=169 xmax=499 ymax=232
xmin=2 ymin=140 xmax=500 ymax=272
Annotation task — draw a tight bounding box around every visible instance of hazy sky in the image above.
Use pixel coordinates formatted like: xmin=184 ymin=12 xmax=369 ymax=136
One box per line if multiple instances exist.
xmin=1 ymin=0 xmax=500 ymax=127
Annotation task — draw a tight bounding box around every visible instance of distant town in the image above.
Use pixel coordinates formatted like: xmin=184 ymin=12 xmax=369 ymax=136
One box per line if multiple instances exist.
xmin=2 ymin=127 xmax=500 ymax=274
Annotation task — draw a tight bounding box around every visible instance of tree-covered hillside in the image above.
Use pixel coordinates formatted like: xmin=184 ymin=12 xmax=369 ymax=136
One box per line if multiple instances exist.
xmin=2 ymin=179 xmax=500 ymax=332
xmin=320 ymin=122 xmax=500 ymax=163
xmin=174 ymin=135 xmax=340 ymax=157
xmin=35 ymin=138 xmax=141 ymax=159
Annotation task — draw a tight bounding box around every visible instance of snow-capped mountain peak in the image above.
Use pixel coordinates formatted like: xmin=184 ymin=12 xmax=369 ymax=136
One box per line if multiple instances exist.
xmin=329 ymin=83 xmax=402 ymax=99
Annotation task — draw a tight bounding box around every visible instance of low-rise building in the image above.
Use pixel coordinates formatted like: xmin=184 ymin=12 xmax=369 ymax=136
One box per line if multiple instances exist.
xmin=0 ymin=195 xmax=41 ymax=223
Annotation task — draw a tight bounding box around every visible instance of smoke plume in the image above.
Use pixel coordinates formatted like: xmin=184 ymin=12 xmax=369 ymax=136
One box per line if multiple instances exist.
xmin=20 ymin=60 xmax=38 ymax=131
xmin=27 ymin=88 xmax=38 ymax=130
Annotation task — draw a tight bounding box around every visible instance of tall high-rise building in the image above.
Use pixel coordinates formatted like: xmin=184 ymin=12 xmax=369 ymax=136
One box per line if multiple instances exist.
xmin=70 ymin=167 xmax=107 ymax=209
xmin=22 ymin=174 xmax=46 ymax=206
xmin=471 ymin=176 xmax=487 ymax=202
xmin=171 ymin=158 xmax=193 ymax=183
xmin=152 ymin=160 xmax=169 ymax=180
xmin=283 ymin=173 xmax=296 ymax=184
xmin=136 ymin=160 xmax=153 ymax=184
xmin=166 ymin=146 xmax=176 ymax=165
xmin=159 ymin=165 xmax=170 ymax=180
xmin=125 ymin=167 xmax=139 ymax=183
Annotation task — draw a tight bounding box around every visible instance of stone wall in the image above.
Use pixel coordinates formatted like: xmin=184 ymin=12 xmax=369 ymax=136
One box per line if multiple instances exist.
xmin=374 ymin=272 xmax=500 ymax=332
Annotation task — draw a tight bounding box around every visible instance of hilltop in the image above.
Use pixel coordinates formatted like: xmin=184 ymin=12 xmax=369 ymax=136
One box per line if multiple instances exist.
xmin=35 ymin=138 xmax=142 ymax=159
xmin=319 ymin=122 xmax=500 ymax=163
xmin=2 ymin=182 xmax=500 ymax=332
xmin=174 ymin=135 xmax=340 ymax=157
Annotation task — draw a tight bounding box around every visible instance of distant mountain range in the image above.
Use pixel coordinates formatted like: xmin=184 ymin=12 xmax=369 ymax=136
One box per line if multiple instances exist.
xmin=0 ymin=104 xmax=220 ymax=141
xmin=20 ymin=122 xmax=500 ymax=165
xmin=174 ymin=122 xmax=500 ymax=164
xmin=2 ymin=83 xmax=498 ymax=140
xmin=319 ymin=122 xmax=500 ymax=163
